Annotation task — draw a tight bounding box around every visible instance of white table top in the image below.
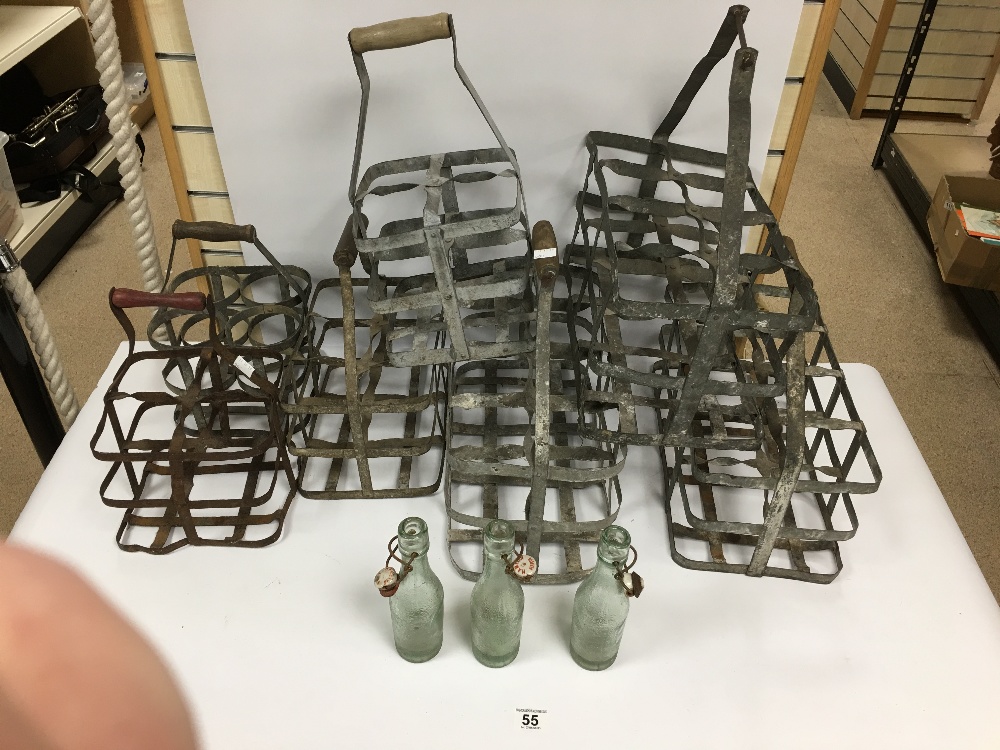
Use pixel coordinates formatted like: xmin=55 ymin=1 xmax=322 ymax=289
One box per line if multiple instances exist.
xmin=11 ymin=345 xmax=1000 ymax=749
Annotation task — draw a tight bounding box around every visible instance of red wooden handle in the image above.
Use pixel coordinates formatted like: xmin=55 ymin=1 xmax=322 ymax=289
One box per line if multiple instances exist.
xmin=110 ymin=288 xmax=206 ymax=311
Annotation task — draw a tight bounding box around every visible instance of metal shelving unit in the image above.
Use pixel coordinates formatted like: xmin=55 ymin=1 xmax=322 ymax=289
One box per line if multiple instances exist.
xmin=872 ymin=0 xmax=1000 ymax=365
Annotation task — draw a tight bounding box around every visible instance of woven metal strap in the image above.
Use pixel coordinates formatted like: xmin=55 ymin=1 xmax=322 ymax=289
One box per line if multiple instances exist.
xmin=652 ymin=4 xmax=749 ymax=142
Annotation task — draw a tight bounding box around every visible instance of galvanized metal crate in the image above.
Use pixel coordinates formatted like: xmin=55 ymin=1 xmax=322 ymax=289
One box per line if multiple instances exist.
xmin=662 ymin=315 xmax=882 ymax=583
xmin=562 ymin=5 xmax=879 ymax=582
xmin=348 ymin=14 xmax=534 ymax=368
xmin=445 ymin=229 xmax=626 ymax=583
xmin=565 ymin=6 xmax=818 ymax=449
xmin=283 ymin=222 xmax=447 ymax=499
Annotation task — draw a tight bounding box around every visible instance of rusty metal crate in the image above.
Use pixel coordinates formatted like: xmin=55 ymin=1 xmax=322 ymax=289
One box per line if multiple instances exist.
xmin=149 ymin=220 xmax=311 ymax=396
xmin=283 ymin=222 xmax=447 ymax=499
xmin=91 ymin=288 xmax=295 ymax=553
xmin=565 ymin=5 xmax=818 ymax=449
xmin=661 ymin=313 xmax=882 ymax=583
xmin=348 ymin=13 xmax=535 ymax=368
xmin=445 ymin=226 xmax=625 ymax=584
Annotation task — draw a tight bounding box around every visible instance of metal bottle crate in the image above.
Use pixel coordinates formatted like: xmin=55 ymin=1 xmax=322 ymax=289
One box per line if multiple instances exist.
xmin=91 ymin=288 xmax=295 ymax=553
xmin=347 ymin=13 xmax=534 ymax=368
xmin=283 ymin=220 xmax=447 ymax=499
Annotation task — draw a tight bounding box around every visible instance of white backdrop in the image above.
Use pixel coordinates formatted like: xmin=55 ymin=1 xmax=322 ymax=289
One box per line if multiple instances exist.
xmin=184 ymin=1 xmax=800 ymax=280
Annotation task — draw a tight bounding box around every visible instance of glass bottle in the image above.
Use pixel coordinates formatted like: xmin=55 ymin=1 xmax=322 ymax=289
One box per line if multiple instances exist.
xmin=571 ymin=525 xmax=632 ymax=670
xmin=470 ymin=519 xmax=524 ymax=668
xmin=389 ymin=517 xmax=444 ymax=663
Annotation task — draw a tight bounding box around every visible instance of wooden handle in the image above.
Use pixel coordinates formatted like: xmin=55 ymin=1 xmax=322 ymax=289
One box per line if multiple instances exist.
xmin=110 ymin=287 xmax=206 ymax=311
xmin=333 ymin=217 xmax=359 ymax=269
xmin=349 ymin=13 xmax=451 ymax=54
xmin=171 ymin=220 xmax=257 ymax=244
xmin=531 ymin=221 xmax=559 ymax=282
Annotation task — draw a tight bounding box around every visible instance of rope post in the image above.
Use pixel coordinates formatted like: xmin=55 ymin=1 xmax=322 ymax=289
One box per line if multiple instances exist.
xmin=0 ymin=239 xmax=80 ymax=427
xmin=87 ymin=0 xmax=164 ymax=294
xmin=0 ymin=240 xmax=68 ymax=463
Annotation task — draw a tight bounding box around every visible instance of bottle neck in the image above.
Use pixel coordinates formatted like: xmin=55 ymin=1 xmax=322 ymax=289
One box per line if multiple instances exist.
xmin=397 ymin=517 xmax=430 ymax=558
xmin=592 ymin=555 xmax=621 ymax=581
xmin=405 ymin=551 xmax=430 ymax=575
xmin=398 ymin=536 xmax=429 ymax=559
xmin=481 ymin=518 xmax=516 ymax=576
xmin=595 ymin=526 xmax=630 ymax=568
xmin=482 ymin=546 xmax=511 ymax=577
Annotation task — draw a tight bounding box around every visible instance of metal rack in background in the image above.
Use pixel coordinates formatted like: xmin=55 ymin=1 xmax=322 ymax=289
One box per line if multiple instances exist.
xmin=871 ymin=0 xmax=1000 ymax=367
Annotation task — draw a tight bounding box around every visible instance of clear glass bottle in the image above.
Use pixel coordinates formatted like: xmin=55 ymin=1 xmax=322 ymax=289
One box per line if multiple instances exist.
xmin=571 ymin=525 xmax=632 ymax=670
xmin=389 ymin=517 xmax=444 ymax=663
xmin=470 ymin=519 xmax=524 ymax=668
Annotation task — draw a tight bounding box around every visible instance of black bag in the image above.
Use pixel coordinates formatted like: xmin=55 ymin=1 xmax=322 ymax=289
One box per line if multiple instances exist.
xmin=0 ymin=63 xmax=122 ymax=203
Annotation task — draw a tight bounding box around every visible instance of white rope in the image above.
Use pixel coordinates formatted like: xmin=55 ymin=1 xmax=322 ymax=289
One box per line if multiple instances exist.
xmin=1 ymin=267 xmax=80 ymax=426
xmin=87 ymin=0 xmax=164 ymax=293
xmin=0 ymin=1 xmax=163 ymax=430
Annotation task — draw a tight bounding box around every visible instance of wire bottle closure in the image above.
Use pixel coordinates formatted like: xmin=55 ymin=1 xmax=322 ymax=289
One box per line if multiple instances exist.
xmin=502 ymin=540 xmax=537 ymax=582
xmin=613 ymin=545 xmax=644 ymax=598
xmin=374 ymin=535 xmax=417 ymax=597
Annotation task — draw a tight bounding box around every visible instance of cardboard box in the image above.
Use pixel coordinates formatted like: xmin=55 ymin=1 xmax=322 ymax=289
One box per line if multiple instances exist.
xmin=927 ymin=175 xmax=1000 ymax=293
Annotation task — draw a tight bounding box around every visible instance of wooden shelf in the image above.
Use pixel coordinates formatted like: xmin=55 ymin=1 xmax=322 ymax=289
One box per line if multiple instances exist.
xmin=890 ymin=132 xmax=989 ymax=192
xmin=9 ymin=137 xmax=117 ymax=259
xmin=827 ymin=0 xmax=1000 ymax=120
xmin=0 ymin=5 xmax=80 ymax=77
xmin=0 ymin=3 xmax=153 ymax=284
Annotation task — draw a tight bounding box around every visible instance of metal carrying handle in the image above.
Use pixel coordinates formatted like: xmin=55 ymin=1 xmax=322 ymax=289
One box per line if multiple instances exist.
xmin=531 ymin=220 xmax=559 ymax=284
xmin=163 ymin=220 xmax=307 ymax=303
xmin=349 ymin=13 xmax=452 ymax=54
xmin=110 ymin=287 xmax=206 ymax=311
xmin=348 ymin=13 xmax=522 ymax=207
xmin=171 ymin=220 xmax=257 ymax=245
xmin=109 ymin=287 xmax=209 ymax=358
xmin=652 ymin=4 xmax=749 ymax=141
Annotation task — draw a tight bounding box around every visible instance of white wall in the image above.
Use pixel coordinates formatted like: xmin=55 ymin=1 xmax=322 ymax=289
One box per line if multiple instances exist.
xmin=184 ymin=0 xmax=799 ymax=279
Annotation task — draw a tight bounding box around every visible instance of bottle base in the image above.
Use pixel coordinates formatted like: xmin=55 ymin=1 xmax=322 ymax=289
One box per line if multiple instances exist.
xmin=395 ymin=641 xmax=442 ymax=664
xmin=473 ymin=644 xmax=518 ymax=668
xmin=570 ymin=647 xmax=618 ymax=671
